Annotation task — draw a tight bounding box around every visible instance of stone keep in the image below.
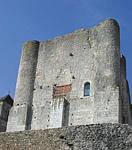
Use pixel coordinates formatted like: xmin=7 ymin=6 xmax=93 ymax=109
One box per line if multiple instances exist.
xmin=7 ymin=19 xmax=132 ymax=132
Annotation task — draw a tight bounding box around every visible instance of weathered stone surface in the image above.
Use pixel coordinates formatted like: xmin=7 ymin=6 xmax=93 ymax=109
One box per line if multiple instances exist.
xmin=0 ymin=124 xmax=132 ymax=150
xmin=6 ymin=18 xmax=132 ymax=132
xmin=7 ymin=41 xmax=40 ymax=132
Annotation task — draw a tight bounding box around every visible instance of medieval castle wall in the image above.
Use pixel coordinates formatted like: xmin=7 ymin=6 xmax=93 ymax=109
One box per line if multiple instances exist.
xmin=1 ymin=124 xmax=132 ymax=150
xmin=6 ymin=19 xmax=132 ymax=132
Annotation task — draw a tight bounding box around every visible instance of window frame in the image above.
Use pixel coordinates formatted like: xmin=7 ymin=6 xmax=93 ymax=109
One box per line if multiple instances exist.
xmin=84 ymin=82 xmax=90 ymax=96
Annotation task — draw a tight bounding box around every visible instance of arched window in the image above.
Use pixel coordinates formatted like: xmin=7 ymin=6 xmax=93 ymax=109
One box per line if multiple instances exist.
xmin=84 ymin=82 xmax=90 ymax=96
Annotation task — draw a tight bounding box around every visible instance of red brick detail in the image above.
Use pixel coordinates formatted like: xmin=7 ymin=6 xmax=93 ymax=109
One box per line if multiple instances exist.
xmin=53 ymin=84 xmax=72 ymax=97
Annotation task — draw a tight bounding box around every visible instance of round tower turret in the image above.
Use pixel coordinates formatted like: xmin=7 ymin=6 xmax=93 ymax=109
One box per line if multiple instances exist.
xmin=14 ymin=40 xmax=39 ymax=105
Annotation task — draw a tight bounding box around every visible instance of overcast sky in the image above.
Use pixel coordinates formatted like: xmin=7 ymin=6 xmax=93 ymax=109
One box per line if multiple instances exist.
xmin=0 ymin=0 xmax=132 ymax=101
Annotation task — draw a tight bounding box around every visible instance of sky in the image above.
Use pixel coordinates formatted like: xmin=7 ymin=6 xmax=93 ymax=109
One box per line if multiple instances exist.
xmin=0 ymin=0 xmax=132 ymax=101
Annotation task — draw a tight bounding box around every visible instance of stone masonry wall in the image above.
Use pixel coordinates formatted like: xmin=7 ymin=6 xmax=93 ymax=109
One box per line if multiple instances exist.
xmin=7 ymin=18 xmax=132 ymax=132
xmin=0 ymin=124 xmax=132 ymax=150
xmin=0 ymin=102 xmax=12 ymax=132
xmin=120 ymin=55 xmax=132 ymax=125
xmin=30 ymin=18 xmax=121 ymax=130
xmin=0 ymin=95 xmax=13 ymax=132
xmin=7 ymin=41 xmax=40 ymax=131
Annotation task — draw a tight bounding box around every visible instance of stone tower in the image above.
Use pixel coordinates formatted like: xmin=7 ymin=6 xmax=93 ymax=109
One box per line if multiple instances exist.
xmin=7 ymin=19 xmax=132 ymax=132
xmin=0 ymin=95 xmax=13 ymax=132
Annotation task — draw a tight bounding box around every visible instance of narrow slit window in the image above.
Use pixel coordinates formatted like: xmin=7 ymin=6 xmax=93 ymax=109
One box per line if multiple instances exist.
xmin=84 ymin=82 xmax=90 ymax=96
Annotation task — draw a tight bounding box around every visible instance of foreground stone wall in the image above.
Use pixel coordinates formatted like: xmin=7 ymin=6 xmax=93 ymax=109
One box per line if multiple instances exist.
xmin=0 ymin=124 xmax=132 ymax=150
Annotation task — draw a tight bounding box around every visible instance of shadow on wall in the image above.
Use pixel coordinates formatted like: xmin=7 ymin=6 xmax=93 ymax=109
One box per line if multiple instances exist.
xmin=62 ymin=99 xmax=70 ymax=127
